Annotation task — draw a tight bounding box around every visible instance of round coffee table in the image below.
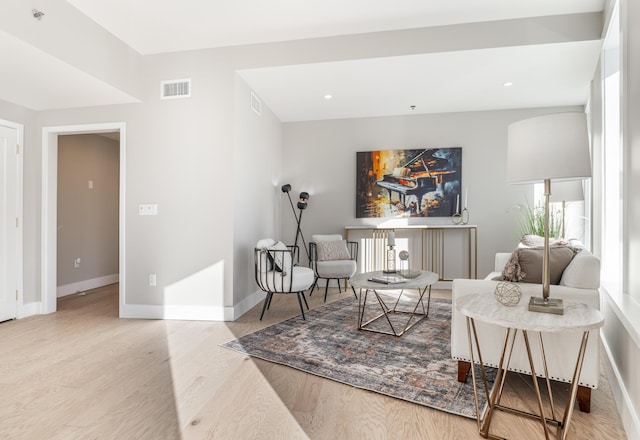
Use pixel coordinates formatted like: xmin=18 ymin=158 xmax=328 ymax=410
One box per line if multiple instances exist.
xmin=349 ymin=270 xmax=439 ymax=337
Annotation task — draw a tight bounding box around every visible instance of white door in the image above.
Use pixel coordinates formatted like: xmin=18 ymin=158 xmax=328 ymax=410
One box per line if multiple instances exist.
xmin=0 ymin=125 xmax=18 ymax=321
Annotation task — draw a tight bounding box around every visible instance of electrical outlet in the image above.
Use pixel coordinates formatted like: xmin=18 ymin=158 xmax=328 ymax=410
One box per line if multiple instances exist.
xmin=74 ymin=257 xmax=81 ymax=269
xmin=148 ymin=274 xmax=157 ymax=286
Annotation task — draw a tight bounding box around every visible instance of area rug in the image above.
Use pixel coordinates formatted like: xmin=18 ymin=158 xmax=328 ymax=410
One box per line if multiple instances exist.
xmin=222 ymin=295 xmax=495 ymax=419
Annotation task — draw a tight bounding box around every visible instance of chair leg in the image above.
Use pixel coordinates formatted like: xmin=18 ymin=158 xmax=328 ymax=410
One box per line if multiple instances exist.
xmin=297 ymin=292 xmax=306 ymax=320
xmin=338 ymin=279 xmax=343 ymax=293
xmin=309 ymin=277 xmax=318 ymax=295
xmin=350 ymin=283 xmax=357 ymax=299
xmin=266 ymin=291 xmax=274 ymax=310
xmin=259 ymin=292 xmax=272 ymax=321
xmin=301 ymin=291 xmax=309 ymax=310
xmin=324 ymin=280 xmax=330 ymax=302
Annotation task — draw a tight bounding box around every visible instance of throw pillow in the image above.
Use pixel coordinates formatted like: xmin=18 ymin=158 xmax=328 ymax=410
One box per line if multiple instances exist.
xmin=499 ymin=246 xmax=578 ymax=284
xmin=520 ymin=234 xmax=569 ymax=248
xmin=267 ymin=241 xmax=292 ymax=274
xmin=316 ymin=240 xmax=351 ymax=261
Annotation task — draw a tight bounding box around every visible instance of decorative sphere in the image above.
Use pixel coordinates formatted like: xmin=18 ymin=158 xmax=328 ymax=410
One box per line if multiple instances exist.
xmin=494 ymin=282 xmax=522 ymax=307
xmin=399 ymin=250 xmax=410 ymax=261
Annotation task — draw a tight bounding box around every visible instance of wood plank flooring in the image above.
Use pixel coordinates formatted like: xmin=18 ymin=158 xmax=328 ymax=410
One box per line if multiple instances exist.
xmin=0 ymin=284 xmax=627 ymax=439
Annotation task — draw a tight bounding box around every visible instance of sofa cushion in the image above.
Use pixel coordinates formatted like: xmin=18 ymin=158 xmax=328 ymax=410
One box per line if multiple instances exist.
xmin=316 ymin=240 xmax=351 ymax=261
xmin=560 ymin=249 xmax=600 ymax=289
xmin=500 ymin=246 xmax=578 ymax=284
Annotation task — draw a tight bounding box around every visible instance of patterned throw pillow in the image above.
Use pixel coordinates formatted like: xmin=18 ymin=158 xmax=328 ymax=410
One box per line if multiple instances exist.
xmin=520 ymin=234 xmax=568 ymax=247
xmin=267 ymin=241 xmax=292 ymax=274
xmin=316 ymin=240 xmax=351 ymax=261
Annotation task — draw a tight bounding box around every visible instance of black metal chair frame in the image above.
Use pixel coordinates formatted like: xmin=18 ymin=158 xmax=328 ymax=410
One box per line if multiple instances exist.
xmin=254 ymin=244 xmax=310 ymax=320
xmin=309 ymin=241 xmax=358 ymax=302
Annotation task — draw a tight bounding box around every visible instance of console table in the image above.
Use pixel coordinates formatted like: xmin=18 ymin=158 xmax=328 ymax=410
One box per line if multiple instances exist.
xmin=456 ymin=294 xmax=604 ymax=440
xmin=345 ymin=225 xmax=477 ymax=283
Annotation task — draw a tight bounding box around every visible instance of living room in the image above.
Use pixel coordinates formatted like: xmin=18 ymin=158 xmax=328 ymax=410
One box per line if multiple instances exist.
xmin=1 ymin=0 xmax=639 ymax=438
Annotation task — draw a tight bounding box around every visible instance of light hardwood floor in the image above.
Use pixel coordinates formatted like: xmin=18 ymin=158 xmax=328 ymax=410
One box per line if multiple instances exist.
xmin=0 ymin=284 xmax=626 ymax=439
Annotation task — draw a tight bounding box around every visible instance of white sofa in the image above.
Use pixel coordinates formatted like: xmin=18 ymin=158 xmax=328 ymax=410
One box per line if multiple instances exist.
xmin=451 ymin=246 xmax=601 ymax=412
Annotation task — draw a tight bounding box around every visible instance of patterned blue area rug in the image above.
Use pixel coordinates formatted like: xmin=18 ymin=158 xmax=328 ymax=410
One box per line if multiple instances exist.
xmin=222 ymin=295 xmax=494 ymax=419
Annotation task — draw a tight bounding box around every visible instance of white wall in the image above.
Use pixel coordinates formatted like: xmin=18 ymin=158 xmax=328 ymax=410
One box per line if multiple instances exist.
xmin=231 ymin=75 xmax=283 ymax=316
xmin=282 ymin=106 xmax=583 ymax=277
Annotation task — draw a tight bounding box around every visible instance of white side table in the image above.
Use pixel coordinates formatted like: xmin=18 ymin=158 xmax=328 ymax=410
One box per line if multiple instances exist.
xmin=456 ymin=294 xmax=604 ymax=440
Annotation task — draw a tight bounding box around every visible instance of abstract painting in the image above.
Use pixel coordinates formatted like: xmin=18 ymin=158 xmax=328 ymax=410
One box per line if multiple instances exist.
xmin=356 ymin=148 xmax=462 ymax=218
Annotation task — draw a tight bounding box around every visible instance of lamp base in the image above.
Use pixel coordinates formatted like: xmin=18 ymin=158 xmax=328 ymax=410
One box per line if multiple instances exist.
xmin=528 ymin=296 xmax=564 ymax=315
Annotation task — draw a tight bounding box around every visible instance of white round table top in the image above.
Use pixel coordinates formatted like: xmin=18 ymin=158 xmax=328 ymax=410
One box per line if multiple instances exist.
xmin=350 ymin=270 xmax=438 ymax=290
xmin=456 ymin=293 xmax=604 ymax=333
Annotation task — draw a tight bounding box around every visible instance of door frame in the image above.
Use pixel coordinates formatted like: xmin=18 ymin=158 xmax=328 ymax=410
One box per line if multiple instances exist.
xmin=0 ymin=119 xmax=23 ymax=318
xmin=41 ymin=122 xmax=126 ymax=315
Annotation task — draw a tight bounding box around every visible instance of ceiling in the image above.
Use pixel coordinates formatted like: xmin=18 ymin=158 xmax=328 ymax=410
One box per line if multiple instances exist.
xmin=1 ymin=0 xmax=605 ymax=120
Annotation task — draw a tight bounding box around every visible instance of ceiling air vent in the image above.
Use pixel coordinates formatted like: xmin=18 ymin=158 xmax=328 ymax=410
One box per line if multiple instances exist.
xmin=161 ymin=79 xmax=191 ymax=100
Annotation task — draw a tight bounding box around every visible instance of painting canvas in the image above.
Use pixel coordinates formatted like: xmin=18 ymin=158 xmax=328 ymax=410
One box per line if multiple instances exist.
xmin=356 ymin=148 xmax=462 ymax=218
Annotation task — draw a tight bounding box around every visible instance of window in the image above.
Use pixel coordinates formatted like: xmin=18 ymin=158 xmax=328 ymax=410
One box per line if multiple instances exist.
xmin=601 ymin=3 xmax=622 ymax=293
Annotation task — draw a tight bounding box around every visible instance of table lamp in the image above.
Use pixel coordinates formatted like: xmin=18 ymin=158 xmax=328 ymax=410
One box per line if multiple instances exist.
xmin=549 ymin=180 xmax=585 ymax=239
xmin=507 ymin=112 xmax=591 ymax=314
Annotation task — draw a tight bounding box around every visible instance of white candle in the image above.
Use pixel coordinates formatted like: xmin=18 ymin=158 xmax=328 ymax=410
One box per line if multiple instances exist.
xmin=465 ymin=189 xmax=468 ymax=209
xmin=388 ymin=231 xmax=395 ymax=246
xmin=456 ymin=194 xmax=460 ymax=212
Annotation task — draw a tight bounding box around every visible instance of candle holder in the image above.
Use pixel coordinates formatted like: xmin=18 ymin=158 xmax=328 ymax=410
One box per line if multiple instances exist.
xmin=384 ymin=245 xmax=397 ymax=273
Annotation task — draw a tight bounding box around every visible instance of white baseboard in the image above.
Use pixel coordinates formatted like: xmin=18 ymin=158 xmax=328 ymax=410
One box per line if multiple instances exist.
xmin=18 ymin=301 xmax=40 ymax=318
xmin=57 ymin=274 xmax=119 ymax=298
xmin=225 ymin=290 xmax=264 ymax=320
xmin=120 ymin=303 xmax=226 ymax=321
xmin=601 ymin=335 xmax=640 ymax=440
xmin=119 ymin=290 xmax=265 ymax=321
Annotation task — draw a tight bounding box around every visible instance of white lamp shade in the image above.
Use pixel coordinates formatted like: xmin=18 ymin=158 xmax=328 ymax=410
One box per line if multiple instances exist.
xmin=507 ymin=112 xmax=592 ymax=184
xmin=549 ymin=180 xmax=584 ymax=203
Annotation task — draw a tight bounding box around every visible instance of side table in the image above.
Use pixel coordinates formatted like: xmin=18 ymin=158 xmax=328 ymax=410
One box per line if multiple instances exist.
xmin=455 ymin=294 xmax=604 ymax=440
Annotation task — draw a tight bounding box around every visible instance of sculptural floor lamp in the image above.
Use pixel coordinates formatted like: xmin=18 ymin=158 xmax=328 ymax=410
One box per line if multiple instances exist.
xmin=281 ymin=184 xmax=310 ymax=261
xmin=507 ymin=112 xmax=591 ymax=314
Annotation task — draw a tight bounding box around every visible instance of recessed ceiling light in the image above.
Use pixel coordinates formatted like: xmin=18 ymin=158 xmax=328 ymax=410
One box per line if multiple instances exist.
xmin=324 ymin=94 xmax=332 ymax=100
xmin=503 ymin=82 xmax=513 ymax=87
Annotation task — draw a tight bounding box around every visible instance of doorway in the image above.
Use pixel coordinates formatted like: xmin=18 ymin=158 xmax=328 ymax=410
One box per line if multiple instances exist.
xmin=42 ymin=123 xmax=126 ymax=316
xmin=0 ymin=120 xmax=23 ymax=321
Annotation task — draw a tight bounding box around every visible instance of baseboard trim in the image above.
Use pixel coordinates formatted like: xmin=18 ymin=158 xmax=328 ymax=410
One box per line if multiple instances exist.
xmin=18 ymin=301 xmax=40 ymax=318
xmin=226 ymin=290 xmax=264 ymax=320
xmin=120 ymin=303 xmax=226 ymax=321
xmin=57 ymin=274 xmax=119 ymax=298
xmin=601 ymin=333 xmax=640 ymax=440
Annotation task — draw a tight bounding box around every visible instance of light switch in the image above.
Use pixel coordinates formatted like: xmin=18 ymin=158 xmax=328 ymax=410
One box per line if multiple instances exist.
xmin=139 ymin=204 xmax=159 ymax=216
xmin=88 ymin=180 xmax=94 ymax=189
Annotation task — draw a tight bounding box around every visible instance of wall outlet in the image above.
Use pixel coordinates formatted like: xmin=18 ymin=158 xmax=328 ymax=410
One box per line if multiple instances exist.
xmin=148 ymin=274 xmax=157 ymax=286
xmin=74 ymin=257 xmax=81 ymax=269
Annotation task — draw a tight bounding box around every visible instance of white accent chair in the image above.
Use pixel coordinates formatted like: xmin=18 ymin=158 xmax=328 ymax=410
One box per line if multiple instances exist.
xmin=451 ymin=246 xmax=601 ymax=412
xmin=254 ymin=238 xmax=315 ymax=320
xmin=309 ymin=234 xmax=358 ymax=302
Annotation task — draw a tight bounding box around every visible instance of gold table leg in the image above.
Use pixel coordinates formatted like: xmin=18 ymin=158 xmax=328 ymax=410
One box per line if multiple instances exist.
xmin=465 ymin=317 xmax=591 ymax=440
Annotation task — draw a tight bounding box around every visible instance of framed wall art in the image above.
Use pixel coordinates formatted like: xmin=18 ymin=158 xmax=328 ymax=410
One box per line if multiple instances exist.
xmin=356 ymin=147 xmax=462 ymax=218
